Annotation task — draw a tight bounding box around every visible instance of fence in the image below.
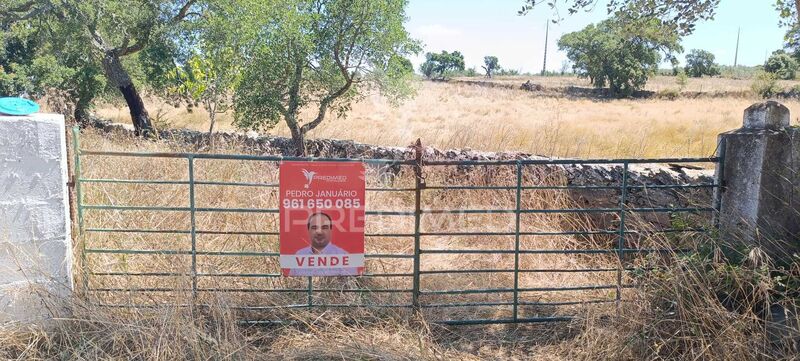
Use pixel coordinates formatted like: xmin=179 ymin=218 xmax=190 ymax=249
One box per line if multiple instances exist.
xmin=72 ymin=126 xmax=722 ymax=325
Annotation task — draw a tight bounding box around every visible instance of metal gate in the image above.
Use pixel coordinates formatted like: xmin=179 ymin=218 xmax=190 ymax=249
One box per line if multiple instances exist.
xmin=72 ymin=126 xmax=721 ymax=325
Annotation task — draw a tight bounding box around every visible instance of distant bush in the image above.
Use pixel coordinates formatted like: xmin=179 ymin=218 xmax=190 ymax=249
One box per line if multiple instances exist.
xmin=496 ymin=69 xmax=520 ymax=76
xmin=751 ymin=71 xmax=781 ymax=98
xmin=656 ymin=88 xmax=680 ymax=100
xmin=718 ymin=65 xmax=761 ymax=79
xmin=461 ymin=67 xmax=479 ymax=77
xmin=675 ymin=70 xmax=688 ymax=91
xmin=764 ymin=52 xmax=798 ymax=80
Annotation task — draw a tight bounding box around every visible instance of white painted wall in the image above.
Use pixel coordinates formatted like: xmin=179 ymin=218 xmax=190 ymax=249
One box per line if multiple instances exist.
xmin=0 ymin=113 xmax=72 ymax=323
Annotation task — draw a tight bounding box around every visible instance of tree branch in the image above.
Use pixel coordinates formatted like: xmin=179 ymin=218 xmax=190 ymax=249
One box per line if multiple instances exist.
xmin=4 ymin=0 xmax=36 ymax=14
xmin=285 ymin=58 xmax=304 ymax=128
xmin=796 ymin=0 xmax=800 ymax=24
xmin=1 ymin=1 xmax=53 ymax=23
xmin=118 ymin=0 xmax=196 ymax=56
xmin=170 ymin=0 xmax=198 ymax=25
xmin=118 ymin=38 xmax=147 ymax=56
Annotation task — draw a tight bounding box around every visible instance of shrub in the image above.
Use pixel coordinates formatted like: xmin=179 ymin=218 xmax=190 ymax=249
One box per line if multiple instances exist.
xmin=657 ymin=88 xmax=681 ymax=100
xmin=675 ymin=70 xmax=688 ymax=91
xmin=751 ymin=71 xmax=781 ymax=98
xmin=764 ymin=52 xmax=798 ymax=80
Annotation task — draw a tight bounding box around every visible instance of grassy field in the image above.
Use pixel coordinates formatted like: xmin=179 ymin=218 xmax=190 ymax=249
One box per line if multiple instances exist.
xmin=97 ymin=78 xmax=800 ymax=159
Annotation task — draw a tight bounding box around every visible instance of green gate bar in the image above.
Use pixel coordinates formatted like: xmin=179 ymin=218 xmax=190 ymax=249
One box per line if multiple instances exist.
xmin=512 ymin=161 xmax=522 ymax=321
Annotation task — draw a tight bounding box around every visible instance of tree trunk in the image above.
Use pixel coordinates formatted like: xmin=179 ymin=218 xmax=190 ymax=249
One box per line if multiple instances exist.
xmin=74 ymin=99 xmax=91 ymax=123
xmin=289 ymin=124 xmax=306 ymax=157
xmin=101 ymin=51 xmax=153 ymax=136
xmin=796 ymin=0 xmax=800 ymax=23
xmin=208 ymin=108 xmax=216 ymax=149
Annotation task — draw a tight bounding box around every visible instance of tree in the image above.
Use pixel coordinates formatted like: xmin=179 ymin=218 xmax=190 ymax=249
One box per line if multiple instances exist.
xmin=1 ymin=0 xmax=200 ymax=136
xmin=162 ymin=2 xmax=244 ymax=137
xmin=482 ymin=56 xmax=500 ymax=78
xmin=419 ymin=51 xmax=465 ymax=80
xmin=684 ymin=49 xmax=719 ymax=77
xmin=165 ymin=55 xmax=236 ymax=136
xmin=233 ymin=0 xmax=419 ymax=156
xmin=777 ymin=1 xmax=800 ymax=48
xmin=1 ymin=13 xmax=108 ymax=120
xmin=765 ymin=50 xmax=799 ymax=80
xmin=558 ymin=19 xmax=681 ymax=96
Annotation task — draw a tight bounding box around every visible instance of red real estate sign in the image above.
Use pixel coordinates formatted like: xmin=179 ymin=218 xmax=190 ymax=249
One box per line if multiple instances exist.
xmin=279 ymin=161 xmax=365 ymax=276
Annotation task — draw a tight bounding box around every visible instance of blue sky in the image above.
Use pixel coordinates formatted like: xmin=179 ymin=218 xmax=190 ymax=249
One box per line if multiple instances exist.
xmin=406 ymin=0 xmax=787 ymax=73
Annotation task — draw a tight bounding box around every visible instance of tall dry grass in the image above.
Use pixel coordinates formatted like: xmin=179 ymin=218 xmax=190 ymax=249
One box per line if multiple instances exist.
xmin=95 ymin=80 xmax=800 ymax=159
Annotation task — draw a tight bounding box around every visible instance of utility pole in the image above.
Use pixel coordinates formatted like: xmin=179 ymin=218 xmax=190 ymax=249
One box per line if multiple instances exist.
xmin=733 ymin=27 xmax=740 ymax=67
xmin=541 ymin=21 xmax=549 ymax=76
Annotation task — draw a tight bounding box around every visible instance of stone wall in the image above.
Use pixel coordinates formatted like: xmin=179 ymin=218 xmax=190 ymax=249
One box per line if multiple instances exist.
xmin=0 ymin=114 xmax=72 ymax=322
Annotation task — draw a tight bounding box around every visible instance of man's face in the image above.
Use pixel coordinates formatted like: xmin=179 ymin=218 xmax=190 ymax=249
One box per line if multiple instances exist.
xmin=308 ymin=214 xmax=332 ymax=251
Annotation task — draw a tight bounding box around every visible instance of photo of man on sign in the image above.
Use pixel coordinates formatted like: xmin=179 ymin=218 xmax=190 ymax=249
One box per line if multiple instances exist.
xmin=279 ymin=161 xmax=365 ymax=277
xmin=287 ymin=212 xmax=358 ymax=276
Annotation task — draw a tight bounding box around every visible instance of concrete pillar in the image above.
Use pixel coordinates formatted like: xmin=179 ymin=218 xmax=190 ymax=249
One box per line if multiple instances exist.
xmin=716 ymin=101 xmax=800 ymax=263
xmin=0 ymin=113 xmax=73 ymax=322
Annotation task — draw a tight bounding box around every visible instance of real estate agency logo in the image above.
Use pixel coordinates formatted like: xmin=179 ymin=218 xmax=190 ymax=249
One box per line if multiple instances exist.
xmin=301 ymin=169 xmax=347 ymax=188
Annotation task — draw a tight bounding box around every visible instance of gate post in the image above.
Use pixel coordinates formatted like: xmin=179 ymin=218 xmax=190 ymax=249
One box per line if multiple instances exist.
xmin=411 ymin=139 xmax=424 ymax=310
xmin=716 ymin=101 xmax=800 ymax=263
xmin=0 ymin=113 xmax=73 ymax=322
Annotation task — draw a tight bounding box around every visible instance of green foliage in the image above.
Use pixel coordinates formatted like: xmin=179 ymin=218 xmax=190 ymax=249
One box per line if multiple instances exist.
xmin=161 ymin=2 xmax=246 ymax=134
xmin=0 ymin=20 xmax=107 ymax=117
xmin=675 ymin=69 xmax=688 ymax=90
xmin=419 ymin=51 xmax=465 ymax=80
xmin=233 ymin=0 xmax=419 ymax=155
xmin=482 ymin=56 xmax=500 ymax=78
xmin=776 ymin=0 xmax=800 ymax=46
xmin=751 ymin=70 xmax=781 ymax=98
xmin=765 ymin=51 xmax=798 ymax=80
xmin=459 ymin=67 xmax=479 ymax=77
xmin=656 ymin=87 xmax=680 ymax=100
xmin=497 ymin=68 xmax=520 ymax=76
xmin=558 ymin=18 xmax=682 ymax=97
xmin=718 ymin=65 xmax=761 ymax=80
xmin=684 ymin=49 xmax=719 ymax=77
xmin=1 ymin=0 xmax=198 ymax=128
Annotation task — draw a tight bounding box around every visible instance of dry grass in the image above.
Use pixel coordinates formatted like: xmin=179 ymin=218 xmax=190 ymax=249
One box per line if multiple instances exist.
xmin=96 ymin=80 xmax=800 ymax=158
xmin=1 ymin=128 xmax=798 ymax=360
